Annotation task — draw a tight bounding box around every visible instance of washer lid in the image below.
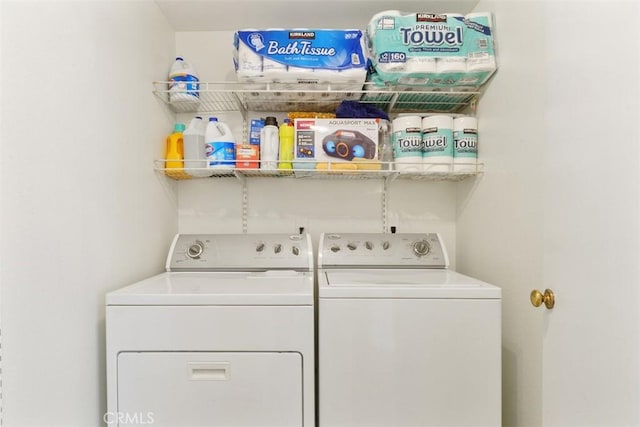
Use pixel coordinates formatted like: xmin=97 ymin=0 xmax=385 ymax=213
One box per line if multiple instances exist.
xmin=106 ymin=271 xmax=314 ymax=306
xmin=319 ymin=269 xmax=501 ymax=299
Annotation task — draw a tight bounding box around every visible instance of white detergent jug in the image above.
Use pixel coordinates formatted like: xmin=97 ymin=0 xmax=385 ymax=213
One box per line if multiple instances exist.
xmin=183 ymin=116 xmax=210 ymax=177
xmin=168 ymin=56 xmax=200 ymax=108
xmin=205 ymin=117 xmax=236 ymax=168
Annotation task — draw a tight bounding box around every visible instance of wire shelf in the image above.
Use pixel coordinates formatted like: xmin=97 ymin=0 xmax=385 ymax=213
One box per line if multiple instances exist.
xmin=155 ymin=160 xmax=483 ymax=182
xmin=153 ymin=81 xmax=480 ymax=114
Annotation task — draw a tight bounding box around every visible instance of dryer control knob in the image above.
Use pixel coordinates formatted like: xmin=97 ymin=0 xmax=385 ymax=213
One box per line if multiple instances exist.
xmin=347 ymin=243 xmax=357 ymax=251
xmin=412 ymin=240 xmax=431 ymax=257
xmin=292 ymin=246 xmax=300 ymax=256
xmin=382 ymin=241 xmax=390 ymax=250
xmin=187 ymin=241 xmax=204 ymax=259
xmin=274 ymin=244 xmax=283 ymax=254
xmin=365 ymin=241 xmax=374 ymax=250
xmin=330 ymin=245 xmax=341 ymax=253
xmin=256 ymin=242 xmax=265 ymax=252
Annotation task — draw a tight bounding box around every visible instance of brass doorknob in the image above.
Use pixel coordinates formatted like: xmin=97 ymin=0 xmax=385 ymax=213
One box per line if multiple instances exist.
xmin=530 ymin=289 xmax=555 ymax=309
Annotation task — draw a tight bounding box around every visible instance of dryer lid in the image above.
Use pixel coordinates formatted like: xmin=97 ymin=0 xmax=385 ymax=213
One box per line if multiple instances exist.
xmin=106 ymin=271 xmax=314 ymax=305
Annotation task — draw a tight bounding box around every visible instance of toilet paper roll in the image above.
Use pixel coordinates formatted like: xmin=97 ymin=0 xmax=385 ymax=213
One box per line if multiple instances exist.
xmin=338 ymin=67 xmax=367 ymax=83
xmin=263 ymin=58 xmax=287 ymax=75
xmin=286 ymin=66 xmax=318 ymax=100
xmin=237 ymin=30 xmax=263 ymax=77
xmin=288 ymin=65 xmax=314 ymax=75
xmin=392 ymin=115 xmax=423 ymax=172
xmin=314 ymin=69 xmax=341 ymax=83
xmin=453 ymin=116 xmax=478 ymax=173
xmin=262 ymin=28 xmax=288 ymax=80
xmin=436 ymin=57 xmax=467 ymax=74
xmin=422 ymin=115 xmax=454 ymax=173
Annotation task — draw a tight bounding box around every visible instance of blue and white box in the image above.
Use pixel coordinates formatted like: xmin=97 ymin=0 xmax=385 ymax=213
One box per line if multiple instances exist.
xmin=234 ymin=29 xmax=369 ymax=85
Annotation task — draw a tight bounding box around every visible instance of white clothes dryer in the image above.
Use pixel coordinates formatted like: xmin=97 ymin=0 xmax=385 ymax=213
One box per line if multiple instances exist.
xmin=317 ymin=232 xmax=501 ymax=427
xmin=106 ymin=233 xmax=315 ymax=427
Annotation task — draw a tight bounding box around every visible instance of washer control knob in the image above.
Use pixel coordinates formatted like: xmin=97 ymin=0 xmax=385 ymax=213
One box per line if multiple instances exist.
xmin=187 ymin=241 xmax=204 ymax=259
xmin=292 ymin=246 xmax=300 ymax=256
xmin=347 ymin=243 xmax=357 ymax=251
xmin=274 ymin=244 xmax=283 ymax=254
xmin=330 ymin=245 xmax=341 ymax=253
xmin=382 ymin=241 xmax=390 ymax=250
xmin=365 ymin=241 xmax=374 ymax=250
xmin=412 ymin=240 xmax=431 ymax=257
xmin=256 ymin=242 xmax=265 ymax=252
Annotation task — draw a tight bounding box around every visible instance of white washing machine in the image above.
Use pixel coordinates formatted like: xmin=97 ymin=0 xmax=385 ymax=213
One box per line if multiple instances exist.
xmin=106 ymin=233 xmax=315 ymax=427
xmin=317 ymin=232 xmax=501 ymax=427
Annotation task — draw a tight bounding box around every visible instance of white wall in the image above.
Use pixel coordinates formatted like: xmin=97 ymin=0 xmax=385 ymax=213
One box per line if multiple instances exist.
xmin=0 ymin=2 xmax=176 ymax=426
xmin=174 ymin=31 xmax=460 ymax=263
xmin=456 ymin=2 xmax=545 ymax=426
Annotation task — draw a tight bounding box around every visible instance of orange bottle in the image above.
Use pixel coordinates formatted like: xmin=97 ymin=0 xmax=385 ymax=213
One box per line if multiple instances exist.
xmin=165 ymin=123 xmax=186 ymax=177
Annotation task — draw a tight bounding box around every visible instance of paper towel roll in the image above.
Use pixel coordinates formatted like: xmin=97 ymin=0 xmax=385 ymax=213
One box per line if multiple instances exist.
xmin=446 ymin=13 xmax=465 ymax=20
xmin=368 ymin=10 xmax=405 ymax=74
xmin=453 ymin=116 xmax=478 ymax=173
xmin=367 ymin=10 xmax=402 ymax=37
xmin=436 ymin=57 xmax=467 ymax=74
xmin=392 ymin=115 xmax=423 ymax=172
xmin=464 ymin=13 xmax=497 ymax=73
xmin=467 ymin=53 xmax=497 ymax=72
xmin=406 ymin=56 xmax=437 ymax=74
xmin=422 ymin=115 xmax=454 ymax=173
xmin=465 ymin=12 xmax=494 ymax=29
xmin=377 ymin=61 xmax=406 ymax=74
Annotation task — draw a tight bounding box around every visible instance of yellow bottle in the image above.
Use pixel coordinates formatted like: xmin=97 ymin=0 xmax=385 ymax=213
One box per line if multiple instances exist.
xmin=165 ymin=123 xmax=187 ymax=178
xmin=278 ymin=118 xmax=294 ymax=170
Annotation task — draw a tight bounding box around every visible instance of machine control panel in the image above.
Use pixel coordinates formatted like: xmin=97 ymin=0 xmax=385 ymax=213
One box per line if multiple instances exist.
xmin=167 ymin=233 xmax=313 ymax=272
xmin=318 ymin=233 xmax=449 ymax=269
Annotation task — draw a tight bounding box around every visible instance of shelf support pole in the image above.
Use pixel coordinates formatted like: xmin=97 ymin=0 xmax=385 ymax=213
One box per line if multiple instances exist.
xmin=234 ymin=172 xmax=248 ymax=233
xmin=382 ymin=179 xmax=388 ymax=233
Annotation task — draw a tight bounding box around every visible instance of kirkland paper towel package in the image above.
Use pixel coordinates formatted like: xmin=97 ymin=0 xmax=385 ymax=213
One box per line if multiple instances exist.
xmin=366 ymin=11 xmax=497 ymax=88
xmin=293 ymin=119 xmax=383 ymax=170
xmin=233 ymin=29 xmax=369 ymax=85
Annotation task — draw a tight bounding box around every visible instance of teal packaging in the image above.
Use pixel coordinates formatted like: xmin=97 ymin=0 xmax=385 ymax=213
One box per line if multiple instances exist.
xmin=366 ymin=11 xmax=497 ymax=88
xmin=422 ymin=116 xmax=454 ymax=160
xmin=453 ymin=132 xmax=477 ymax=158
xmin=392 ymin=116 xmax=423 ymax=171
xmin=393 ymin=130 xmax=422 ymax=160
xmin=453 ymin=117 xmax=478 ymax=160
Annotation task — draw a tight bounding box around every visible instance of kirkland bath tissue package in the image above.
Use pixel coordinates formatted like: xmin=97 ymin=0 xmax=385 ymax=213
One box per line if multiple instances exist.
xmin=366 ymin=11 xmax=497 ymax=88
xmin=233 ymin=29 xmax=369 ymax=85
